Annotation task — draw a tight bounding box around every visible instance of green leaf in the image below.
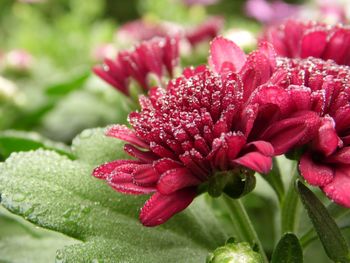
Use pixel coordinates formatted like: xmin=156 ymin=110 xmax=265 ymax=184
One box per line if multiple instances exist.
xmin=0 ymin=207 xmax=78 ymax=263
xmin=300 ymin=202 xmax=350 ymax=248
xmin=40 ymin=90 xmax=129 ymax=142
xmin=0 ymin=130 xmax=73 ymax=159
xmin=71 ymin=127 xmax=131 ymax=166
xmin=297 ymin=181 xmax=350 ymax=263
xmin=271 ymin=233 xmax=303 ymax=263
xmin=45 ymin=71 xmax=90 ymax=96
xmin=0 ymin=128 xmax=229 ymax=262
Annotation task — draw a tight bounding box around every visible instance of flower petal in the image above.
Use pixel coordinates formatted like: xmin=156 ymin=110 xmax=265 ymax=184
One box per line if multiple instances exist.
xmin=136 ymin=38 xmax=164 ymax=78
xmin=225 ymin=133 xmax=247 ymax=160
xmin=140 ymin=188 xmax=196 ymax=226
xmin=327 ymin=147 xmax=350 ymax=164
xmin=157 ymin=168 xmax=200 ymax=194
xmin=106 ymin=125 xmax=149 ymax=149
xmin=163 ymin=35 xmax=180 ymax=77
xmin=233 ymin=151 xmax=272 ymax=174
xmin=300 ymin=30 xmax=327 ymax=58
xmin=108 ymin=172 xmax=156 ymax=195
xmin=323 ymin=28 xmax=350 ymax=65
xmin=245 ymin=140 xmax=274 ymax=156
xmin=299 ymin=152 xmax=334 ymax=187
xmin=132 ymin=164 xmax=160 ymax=186
xmin=209 ymin=36 xmax=246 ymax=73
xmin=261 ymin=111 xmax=320 ymax=155
xmin=312 ymin=117 xmax=341 ymax=156
xmin=92 ymin=160 xmax=140 ymax=179
xmin=153 ymin=158 xmax=183 ymax=174
xmin=250 ymin=85 xmax=293 ymax=116
xmin=124 ymin=144 xmax=158 ymax=162
xmin=323 ymin=165 xmax=350 ymax=207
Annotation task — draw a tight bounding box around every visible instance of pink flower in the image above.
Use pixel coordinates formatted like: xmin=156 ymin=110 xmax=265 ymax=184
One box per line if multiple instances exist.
xmin=273 ymin=57 xmax=350 ymax=207
xmin=185 ymin=16 xmax=224 ymax=47
xmin=116 ymin=17 xmax=223 ymax=48
xmin=93 ymin=36 xmax=179 ymax=96
xmin=93 ymin=37 xmax=321 ymax=226
xmin=211 ymin=37 xmax=350 ymax=207
xmin=91 ymin=43 xmax=117 ymax=62
xmin=116 ymin=20 xmax=182 ymax=44
xmin=245 ymin=0 xmax=299 ymax=24
xmin=261 ymin=20 xmax=350 ymax=66
xmin=4 ymin=49 xmax=33 ymax=72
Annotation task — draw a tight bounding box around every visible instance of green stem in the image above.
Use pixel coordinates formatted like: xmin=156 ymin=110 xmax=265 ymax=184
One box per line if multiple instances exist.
xmin=262 ymin=158 xmax=285 ymax=204
xmin=281 ymin=164 xmax=300 ymax=234
xmin=222 ymin=195 xmax=269 ymax=263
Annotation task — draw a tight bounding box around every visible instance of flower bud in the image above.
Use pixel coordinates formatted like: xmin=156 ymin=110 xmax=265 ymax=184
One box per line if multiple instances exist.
xmin=207 ymin=242 xmax=263 ymax=263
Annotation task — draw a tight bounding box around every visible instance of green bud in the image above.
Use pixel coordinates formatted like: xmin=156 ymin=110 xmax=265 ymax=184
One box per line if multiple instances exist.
xmin=207 ymin=242 xmax=263 ymax=263
xmin=207 ymin=169 xmax=256 ymax=199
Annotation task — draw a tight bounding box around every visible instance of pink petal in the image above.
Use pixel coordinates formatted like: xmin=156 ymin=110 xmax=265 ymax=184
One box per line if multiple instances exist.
xmin=124 ymin=144 xmax=158 ymax=162
xmin=287 ymin=85 xmax=312 ymax=111
xmin=334 ymin=105 xmax=350 ymax=133
xmin=233 ymin=151 xmax=272 ymax=174
xmin=225 ymin=133 xmax=247 ymax=160
xmin=239 ymin=104 xmax=258 ymax=136
xmin=153 ymin=158 xmax=183 ymax=174
xmin=301 ymin=30 xmax=327 ymax=58
xmin=93 ymin=66 xmax=129 ymax=95
xmin=312 ymin=117 xmax=341 ymax=156
xmin=299 ymin=152 xmax=334 ymax=187
xmin=327 ymin=147 xmax=350 ymax=164
xmin=209 ymin=36 xmax=246 ymax=73
xmin=150 ymin=142 xmax=177 ymax=159
xmin=245 ymin=140 xmax=274 ymax=156
xmin=323 ymin=165 xmax=350 ymax=207
xmin=119 ymin=51 xmax=149 ymax=91
xmin=157 ymin=168 xmax=200 ymax=194
xmin=136 ymin=39 xmax=164 ymax=78
xmin=284 ymin=20 xmax=304 ymax=57
xmin=324 ymin=28 xmax=350 ymax=65
xmin=163 ymin=35 xmax=180 ymax=77
xmin=186 ymin=16 xmax=223 ymax=46
xmin=140 ymin=188 xmax=196 ymax=226
xmin=92 ymin=160 xmax=140 ymax=179
xmin=108 ymin=172 xmax=156 ymax=195
xmin=250 ymin=85 xmax=293 ymax=116
xmin=132 ymin=164 xmax=160 ymax=186
xmin=258 ymin=41 xmax=277 ymax=70
xmin=261 ymin=111 xmax=320 ymax=155
xmin=106 ymin=125 xmax=149 ymax=149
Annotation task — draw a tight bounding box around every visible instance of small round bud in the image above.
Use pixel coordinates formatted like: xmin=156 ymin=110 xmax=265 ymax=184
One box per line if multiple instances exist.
xmin=207 ymin=242 xmax=262 ymax=263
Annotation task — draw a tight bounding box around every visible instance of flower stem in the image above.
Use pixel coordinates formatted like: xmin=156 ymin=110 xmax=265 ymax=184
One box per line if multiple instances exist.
xmin=222 ymin=194 xmax=269 ymax=263
xmin=281 ymin=163 xmax=300 ymax=234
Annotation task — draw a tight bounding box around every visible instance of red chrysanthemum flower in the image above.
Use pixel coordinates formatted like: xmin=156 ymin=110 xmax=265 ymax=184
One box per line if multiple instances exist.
xmin=93 ymin=37 xmax=321 ymax=226
xmin=273 ymin=57 xmax=350 ymax=207
xmin=261 ymin=20 xmax=350 ymax=66
xmin=93 ymin=36 xmax=179 ymax=96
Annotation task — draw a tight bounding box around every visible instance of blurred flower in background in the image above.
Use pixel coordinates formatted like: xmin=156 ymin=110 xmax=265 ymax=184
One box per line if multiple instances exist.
xmin=0 ymin=76 xmax=23 ymax=105
xmin=91 ymin=43 xmax=117 ymax=62
xmin=182 ymin=0 xmax=220 ymax=6
xmin=1 ymin=49 xmax=34 ymax=73
xmin=245 ymin=0 xmax=300 ymax=24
